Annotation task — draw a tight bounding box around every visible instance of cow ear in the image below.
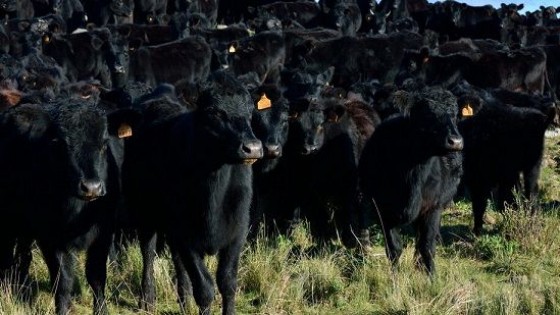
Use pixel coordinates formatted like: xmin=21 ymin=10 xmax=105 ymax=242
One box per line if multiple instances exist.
xmin=91 ymin=36 xmax=104 ymax=51
xmin=86 ymin=22 xmax=97 ymax=31
xmin=161 ymin=14 xmax=171 ymax=25
xmin=107 ymin=108 xmax=142 ymax=139
xmin=49 ymin=22 xmax=61 ymax=33
xmin=0 ymin=86 xmax=22 ymax=109
xmin=1 ymin=105 xmax=52 ymax=140
xmin=289 ymin=98 xmax=310 ymax=119
xmin=237 ymin=72 xmax=261 ymax=92
xmin=517 ymin=4 xmax=524 ymax=10
xmin=17 ymin=21 xmax=31 ymax=32
xmin=129 ymin=38 xmax=143 ymax=51
xmin=317 ymin=66 xmax=335 ymax=86
xmin=117 ymin=25 xmax=131 ymax=38
xmin=325 ymin=104 xmax=346 ymax=123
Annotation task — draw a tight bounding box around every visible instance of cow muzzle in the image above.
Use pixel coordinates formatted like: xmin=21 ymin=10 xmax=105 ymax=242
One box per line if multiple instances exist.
xmin=445 ymin=135 xmax=464 ymax=151
xmin=239 ymin=140 xmax=263 ymax=164
xmin=264 ymin=144 xmax=282 ymax=158
xmin=78 ymin=179 xmax=106 ymax=201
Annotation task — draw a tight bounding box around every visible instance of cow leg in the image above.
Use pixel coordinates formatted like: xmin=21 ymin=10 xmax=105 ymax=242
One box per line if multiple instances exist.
xmin=85 ymin=229 xmax=112 ymax=315
xmin=0 ymin=236 xmax=15 ymax=280
xmin=217 ymin=239 xmax=244 ymax=315
xmin=471 ymin=186 xmax=490 ymax=235
xmin=178 ymin=247 xmax=215 ymax=315
xmin=383 ymin=225 xmax=402 ymax=269
xmin=168 ymin=242 xmax=192 ymax=313
xmin=523 ymin=161 xmax=542 ymax=214
xmin=138 ymin=230 xmax=157 ymax=312
xmin=40 ymin=245 xmax=75 ymax=315
xmin=14 ymin=237 xmax=33 ymax=287
xmin=415 ymin=210 xmax=442 ymax=276
xmin=496 ymin=175 xmax=518 ymax=211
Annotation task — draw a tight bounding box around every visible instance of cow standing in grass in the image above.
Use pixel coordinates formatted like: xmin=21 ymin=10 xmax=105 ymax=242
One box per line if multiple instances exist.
xmin=359 ymin=87 xmax=463 ymax=274
xmin=123 ymin=71 xmax=263 ymax=314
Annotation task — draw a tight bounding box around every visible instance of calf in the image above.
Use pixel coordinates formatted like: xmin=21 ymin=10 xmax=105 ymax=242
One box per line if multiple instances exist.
xmin=123 ymin=70 xmax=263 ymax=314
xmin=359 ymin=87 xmax=463 ymax=274
xmin=228 ymin=31 xmax=285 ymax=85
xmin=128 ymin=35 xmax=211 ymax=87
xmin=454 ymin=87 xmax=556 ymax=234
xmin=0 ymin=90 xmax=134 ymax=315
xmin=398 ymin=45 xmax=548 ymax=94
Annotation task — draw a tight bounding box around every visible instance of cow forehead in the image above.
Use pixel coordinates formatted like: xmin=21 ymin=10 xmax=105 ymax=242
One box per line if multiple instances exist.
xmin=49 ymin=103 xmax=107 ymax=138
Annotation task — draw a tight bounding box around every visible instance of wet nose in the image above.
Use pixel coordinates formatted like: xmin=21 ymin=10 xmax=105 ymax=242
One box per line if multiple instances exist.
xmin=301 ymin=144 xmax=319 ymax=155
xmin=240 ymin=140 xmax=263 ymax=160
xmin=446 ymin=135 xmax=463 ymax=151
xmin=79 ymin=179 xmax=105 ymax=200
xmin=264 ymin=144 xmax=281 ymax=158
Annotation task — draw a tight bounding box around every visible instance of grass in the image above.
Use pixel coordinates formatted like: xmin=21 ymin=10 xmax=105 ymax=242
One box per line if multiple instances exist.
xmin=3 ymin=137 xmax=560 ymax=315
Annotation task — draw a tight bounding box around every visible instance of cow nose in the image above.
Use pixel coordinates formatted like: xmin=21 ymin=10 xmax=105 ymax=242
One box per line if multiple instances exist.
xmin=302 ymin=144 xmax=319 ymax=155
xmin=79 ymin=179 xmax=105 ymax=199
xmin=264 ymin=144 xmax=281 ymax=158
xmin=446 ymin=135 xmax=464 ymax=151
xmin=240 ymin=140 xmax=263 ymax=160
xmin=114 ymin=65 xmax=126 ymax=74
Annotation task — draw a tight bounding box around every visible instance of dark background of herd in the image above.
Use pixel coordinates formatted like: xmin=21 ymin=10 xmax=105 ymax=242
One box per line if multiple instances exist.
xmin=0 ymin=0 xmax=559 ymax=314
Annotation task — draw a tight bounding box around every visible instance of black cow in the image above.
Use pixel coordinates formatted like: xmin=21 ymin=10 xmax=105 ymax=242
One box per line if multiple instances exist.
xmin=293 ymin=31 xmax=422 ymax=88
xmin=248 ymin=83 xmax=290 ymax=238
xmin=228 ymin=30 xmax=285 ymax=85
xmin=397 ymin=45 xmax=548 ymax=94
xmin=0 ymin=0 xmax=34 ymax=20
xmin=453 ymin=85 xmax=557 ymax=234
xmin=133 ymin=0 xmax=167 ymax=25
xmin=359 ymin=87 xmax=463 ymax=274
xmin=127 ymin=35 xmax=211 ymax=87
xmin=0 ymin=89 xmax=135 ymax=315
xmin=41 ymin=28 xmax=117 ymax=88
xmin=83 ymin=0 xmax=134 ymax=27
xmin=320 ymin=0 xmax=362 ymax=36
xmin=123 ymin=71 xmax=263 ymax=314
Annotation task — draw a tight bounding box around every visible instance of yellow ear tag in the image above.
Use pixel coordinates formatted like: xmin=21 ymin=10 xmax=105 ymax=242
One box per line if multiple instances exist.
xmin=118 ymin=123 xmax=133 ymax=138
xmin=228 ymin=45 xmax=236 ymax=53
xmin=257 ymin=93 xmax=272 ymax=110
xmin=462 ymin=104 xmax=474 ymax=117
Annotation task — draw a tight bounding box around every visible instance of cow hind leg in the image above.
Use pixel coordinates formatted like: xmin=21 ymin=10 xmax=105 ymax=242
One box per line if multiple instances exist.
xmin=383 ymin=226 xmax=403 ymax=270
xmin=523 ymin=162 xmax=542 ymax=214
xmin=138 ymin=230 xmax=157 ymax=312
xmin=217 ymin=239 xmax=244 ymax=315
xmin=470 ymin=186 xmax=490 ymax=235
xmin=85 ymin=230 xmax=112 ymax=315
xmin=0 ymin=236 xmax=16 ymax=281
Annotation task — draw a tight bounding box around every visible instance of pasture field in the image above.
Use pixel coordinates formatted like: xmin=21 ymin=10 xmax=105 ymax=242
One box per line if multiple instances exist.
xmin=3 ymin=136 xmax=560 ymax=315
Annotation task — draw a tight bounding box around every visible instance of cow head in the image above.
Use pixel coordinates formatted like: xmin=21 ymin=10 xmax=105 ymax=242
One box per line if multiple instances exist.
xmin=406 ymin=87 xmax=463 ymax=153
xmin=0 ymin=0 xmax=16 ymax=13
xmin=250 ymin=84 xmax=289 ymax=173
xmin=0 ymin=98 xmax=134 ymax=201
xmin=196 ymin=70 xmax=263 ymax=164
xmin=286 ymin=97 xmax=325 ymax=156
xmin=330 ymin=2 xmax=362 ymax=36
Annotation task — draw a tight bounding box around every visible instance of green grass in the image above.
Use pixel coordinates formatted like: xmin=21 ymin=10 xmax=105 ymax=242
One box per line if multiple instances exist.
xmin=3 ymin=137 xmax=560 ymax=315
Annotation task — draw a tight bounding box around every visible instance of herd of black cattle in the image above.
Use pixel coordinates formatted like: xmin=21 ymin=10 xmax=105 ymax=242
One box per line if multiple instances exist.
xmin=0 ymin=0 xmax=559 ymax=314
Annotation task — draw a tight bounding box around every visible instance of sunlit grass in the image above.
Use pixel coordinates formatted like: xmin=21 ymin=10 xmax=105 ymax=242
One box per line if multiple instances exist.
xmin=1 ymin=137 xmax=560 ymax=314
